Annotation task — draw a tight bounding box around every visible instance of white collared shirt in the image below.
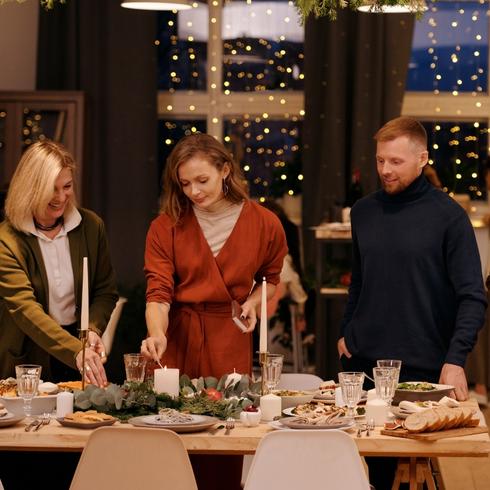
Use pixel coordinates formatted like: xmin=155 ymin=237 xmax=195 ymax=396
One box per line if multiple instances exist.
xmin=25 ymin=207 xmax=82 ymax=326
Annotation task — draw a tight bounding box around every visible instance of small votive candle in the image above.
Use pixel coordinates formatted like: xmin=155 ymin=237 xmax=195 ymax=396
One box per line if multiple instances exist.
xmin=154 ymin=366 xmax=179 ymax=397
xmin=260 ymin=393 xmax=281 ymax=421
xmin=56 ymin=391 xmax=74 ymax=418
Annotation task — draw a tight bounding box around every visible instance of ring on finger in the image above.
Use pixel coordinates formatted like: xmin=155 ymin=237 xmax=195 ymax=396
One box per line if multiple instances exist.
xmin=100 ymin=351 xmax=106 ymax=358
xmin=85 ymin=364 xmax=91 ymax=372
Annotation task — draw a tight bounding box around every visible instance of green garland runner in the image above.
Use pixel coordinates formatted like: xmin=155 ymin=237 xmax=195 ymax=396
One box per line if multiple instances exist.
xmin=72 ymin=374 xmax=260 ymax=422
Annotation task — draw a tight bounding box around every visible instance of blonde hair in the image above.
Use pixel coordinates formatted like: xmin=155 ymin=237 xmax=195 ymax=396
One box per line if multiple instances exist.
xmin=374 ymin=116 xmax=427 ymax=150
xmin=161 ymin=133 xmax=249 ymax=222
xmin=5 ymin=140 xmax=77 ymax=232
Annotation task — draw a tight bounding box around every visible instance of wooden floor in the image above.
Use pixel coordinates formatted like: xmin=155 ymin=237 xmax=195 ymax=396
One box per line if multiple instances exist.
xmin=438 ymin=406 xmax=490 ymax=490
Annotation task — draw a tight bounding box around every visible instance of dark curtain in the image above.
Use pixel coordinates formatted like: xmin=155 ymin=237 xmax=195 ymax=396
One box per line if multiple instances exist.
xmin=37 ymin=0 xmax=159 ymax=288
xmin=302 ymin=10 xmax=415 ymax=378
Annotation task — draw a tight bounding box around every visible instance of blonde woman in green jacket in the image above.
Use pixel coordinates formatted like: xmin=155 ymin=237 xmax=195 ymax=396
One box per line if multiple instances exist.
xmin=0 ymin=140 xmax=118 ymax=387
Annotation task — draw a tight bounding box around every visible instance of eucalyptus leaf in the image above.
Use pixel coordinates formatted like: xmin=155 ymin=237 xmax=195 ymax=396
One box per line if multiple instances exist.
xmin=196 ymin=377 xmax=205 ymax=392
xmin=180 ymin=374 xmax=192 ymax=387
xmin=204 ymin=376 xmax=218 ymax=389
xmin=216 ymin=374 xmax=228 ymax=391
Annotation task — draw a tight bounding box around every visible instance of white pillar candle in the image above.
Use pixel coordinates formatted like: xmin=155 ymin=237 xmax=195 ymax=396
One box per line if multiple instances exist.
xmin=259 ymin=277 xmax=267 ymax=353
xmin=154 ymin=366 xmax=180 ymax=397
xmin=225 ymin=369 xmax=241 ymax=389
xmin=81 ymin=257 xmax=89 ymax=331
xmin=260 ymin=393 xmax=281 ymax=421
xmin=56 ymin=391 xmax=74 ymax=418
xmin=335 ymin=386 xmax=345 ymax=407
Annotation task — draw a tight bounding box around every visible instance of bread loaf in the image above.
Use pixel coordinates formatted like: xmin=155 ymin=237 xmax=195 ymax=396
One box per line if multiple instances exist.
xmin=404 ymin=406 xmax=479 ymax=433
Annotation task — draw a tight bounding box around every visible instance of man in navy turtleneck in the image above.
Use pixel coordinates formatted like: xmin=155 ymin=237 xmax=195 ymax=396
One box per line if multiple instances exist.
xmin=338 ymin=116 xmax=487 ymax=401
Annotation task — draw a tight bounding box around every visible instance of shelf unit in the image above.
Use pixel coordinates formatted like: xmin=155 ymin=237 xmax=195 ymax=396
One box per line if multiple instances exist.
xmin=313 ymin=227 xmax=352 ymax=380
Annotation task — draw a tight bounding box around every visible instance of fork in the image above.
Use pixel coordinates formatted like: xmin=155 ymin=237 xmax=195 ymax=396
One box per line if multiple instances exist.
xmin=33 ymin=413 xmax=51 ymax=432
xmin=224 ymin=417 xmax=235 ymax=435
xmin=366 ymin=418 xmax=375 ymax=437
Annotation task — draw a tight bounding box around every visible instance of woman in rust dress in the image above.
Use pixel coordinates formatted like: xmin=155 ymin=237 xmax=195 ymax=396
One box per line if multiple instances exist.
xmin=141 ymin=133 xmax=287 ymax=490
xmin=141 ymin=133 xmax=287 ymax=379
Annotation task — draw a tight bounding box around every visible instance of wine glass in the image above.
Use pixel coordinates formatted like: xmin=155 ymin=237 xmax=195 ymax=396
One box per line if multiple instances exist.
xmin=263 ymin=354 xmax=284 ymax=394
xmin=15 ymin=364 xmax=42 ymax=420
xmin=338 ymin=371 xmax=365 ymax=419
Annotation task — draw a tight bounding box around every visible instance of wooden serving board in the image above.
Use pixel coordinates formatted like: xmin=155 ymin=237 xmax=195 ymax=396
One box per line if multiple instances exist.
xmin=381 ymin=426 xmax=488 ymax=441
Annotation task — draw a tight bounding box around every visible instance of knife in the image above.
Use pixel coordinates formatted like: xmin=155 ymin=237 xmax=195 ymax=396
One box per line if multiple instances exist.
xmin=24 ymin=418 xmax=41 ymax=432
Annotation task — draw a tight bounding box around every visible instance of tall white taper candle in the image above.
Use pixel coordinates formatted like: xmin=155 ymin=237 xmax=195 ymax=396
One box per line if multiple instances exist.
xmin=81 ymin=257 xmax=89 ymax=331
xmin=259 ymin=276 xmax=267 ymax=353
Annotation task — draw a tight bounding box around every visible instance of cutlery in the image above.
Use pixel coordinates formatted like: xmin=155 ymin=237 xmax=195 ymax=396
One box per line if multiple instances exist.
xmin=208 ymin=424 xmax=224 ymax=435
xmin=224 ymin=417 xmax=235 ymax=435
xmin=366 ymin=418 xmax=375 ymax=437
xmin=33 ymin=413 xmax=51 ymax=431
xmin=25 ymin=418 xmax=41 ymax=432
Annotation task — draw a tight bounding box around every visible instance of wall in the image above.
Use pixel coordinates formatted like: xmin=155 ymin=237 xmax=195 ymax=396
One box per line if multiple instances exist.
xmin=0 ymin=0 xmax=38 ymax=90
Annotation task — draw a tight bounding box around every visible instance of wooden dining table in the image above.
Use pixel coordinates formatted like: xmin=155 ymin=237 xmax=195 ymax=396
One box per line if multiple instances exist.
xmin=0 ymin=400 xmax=489 ymax=490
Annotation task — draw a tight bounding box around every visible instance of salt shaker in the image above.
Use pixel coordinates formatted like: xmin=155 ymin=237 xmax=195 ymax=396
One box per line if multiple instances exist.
xmin=56 ymin=391 xmax=74 ymax=418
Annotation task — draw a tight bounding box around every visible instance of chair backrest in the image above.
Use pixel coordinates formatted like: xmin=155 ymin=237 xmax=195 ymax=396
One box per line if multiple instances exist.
xmin=276 ymin=373 xmax=323 ymax=391
xmin=101 ymin=297 xmax=127 ymax=356
xmin=70 ymin=427 xmax=197 ymax=490
xmin=244 ymin=430 xmax=370 ymax=490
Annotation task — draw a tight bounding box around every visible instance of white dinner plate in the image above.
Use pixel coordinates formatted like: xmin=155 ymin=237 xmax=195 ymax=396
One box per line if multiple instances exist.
xmin=282 ymin=406 xmax=365 ymax=419
xmin=141 ymin=414 xmax=209 ymax=426
xmin=0 ymin=414 xmax=24 ymax=428
xmin=128 ymin=415 xmax=219 ymax=433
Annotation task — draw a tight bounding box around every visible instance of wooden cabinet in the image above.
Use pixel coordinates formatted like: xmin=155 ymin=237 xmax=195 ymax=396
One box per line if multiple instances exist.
xmin=0 ymin=91 xmax=84 ymax=197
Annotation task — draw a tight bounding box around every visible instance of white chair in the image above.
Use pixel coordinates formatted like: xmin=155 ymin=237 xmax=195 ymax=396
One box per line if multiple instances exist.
xmin=101 ymin=296 xmax=127 ymax=356
xmin=242 ymin=372 xmax=324 ymax=487
xmin=70 ymin=427 xmax=197 ymax=490
xmin=276 ymin=372 xmax=324 ymax=391
xmin=244 ymin=430 xmax=370 ymax=490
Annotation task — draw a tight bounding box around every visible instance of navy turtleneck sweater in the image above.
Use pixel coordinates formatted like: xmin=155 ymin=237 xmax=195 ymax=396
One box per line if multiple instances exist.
xmin=341 ymin=173 xmax=487 ymax=373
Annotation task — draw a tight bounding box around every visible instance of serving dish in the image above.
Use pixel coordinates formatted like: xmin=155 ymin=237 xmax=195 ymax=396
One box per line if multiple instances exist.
xmin=392 ymin=382 xmax=454 ymax=405
xmin=57 ymin=417 xmax=117 ymax=429
xmin=271 ymin=390 xmax=315 ymax=410
xmin=0 ymin=395 xmax=57 ymax=416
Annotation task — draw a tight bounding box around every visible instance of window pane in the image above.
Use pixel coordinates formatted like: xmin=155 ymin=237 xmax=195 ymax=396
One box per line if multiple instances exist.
xmin=422 ymin=121 xmax=487 ymax=199
xmin=408 ymin=1 xmax=487 ymax=92
xmin=22 ymin=108 xmax=67 ymax=147
xmin=224 ymin=117 xmax=302 ymax=198
xmin=158 ymin=119 xmax=207 ymax=183
xmin=222 ymin=0 xmax=304 ymax=92
xmin=157 ymin=7 xmax=208 ymax=91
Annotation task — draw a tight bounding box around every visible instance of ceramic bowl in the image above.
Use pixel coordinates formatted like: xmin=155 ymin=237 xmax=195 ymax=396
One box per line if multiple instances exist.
xmin=0 ymin=395 xmax=57 ymax=416
xmin=239 ymin=408 xmax=261 ymax=427
xmin=271 ymin=390 xmax=315 ymax=410
xmin=392 ymin=382 xmax=454 ymax=405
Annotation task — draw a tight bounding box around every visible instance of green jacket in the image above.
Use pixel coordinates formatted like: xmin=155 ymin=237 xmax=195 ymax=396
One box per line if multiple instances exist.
xmin=0 ymin=208 xmax=118 ymax=379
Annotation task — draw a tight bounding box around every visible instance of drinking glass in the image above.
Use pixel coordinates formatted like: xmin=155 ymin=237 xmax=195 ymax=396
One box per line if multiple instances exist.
xmin=376 ymin=359 xmax=402 ymax=392
xmin=338 ymin=371 xmax=365 ymax=419
xmin=263 ymin=354 xmax=284 ymax=394
xmin=15 ymin=364 xmax=42 ymax=420
xmin=373 ymin=367 xmax=398 ymax=408
xmin=123 ymin=353 xmax=147 ymax=382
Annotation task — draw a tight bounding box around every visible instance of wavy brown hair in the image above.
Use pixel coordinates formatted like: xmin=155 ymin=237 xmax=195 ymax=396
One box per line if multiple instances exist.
xmin=160 ymin=133 xmax=249 ymax=222
xmin=5 ymin=140 xmax=77 ymax=232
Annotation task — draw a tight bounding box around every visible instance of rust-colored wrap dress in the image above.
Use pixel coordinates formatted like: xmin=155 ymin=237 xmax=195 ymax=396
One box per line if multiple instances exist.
xmin=145 ymin=199 xmax=288 ymax=379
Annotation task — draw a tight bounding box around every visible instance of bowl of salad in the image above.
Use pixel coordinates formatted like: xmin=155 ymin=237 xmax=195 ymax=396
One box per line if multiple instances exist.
xmin=392 ymin=381 xmax=454 ymax=405
xmin=271 ymin=390 xmax=315 ymax=409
